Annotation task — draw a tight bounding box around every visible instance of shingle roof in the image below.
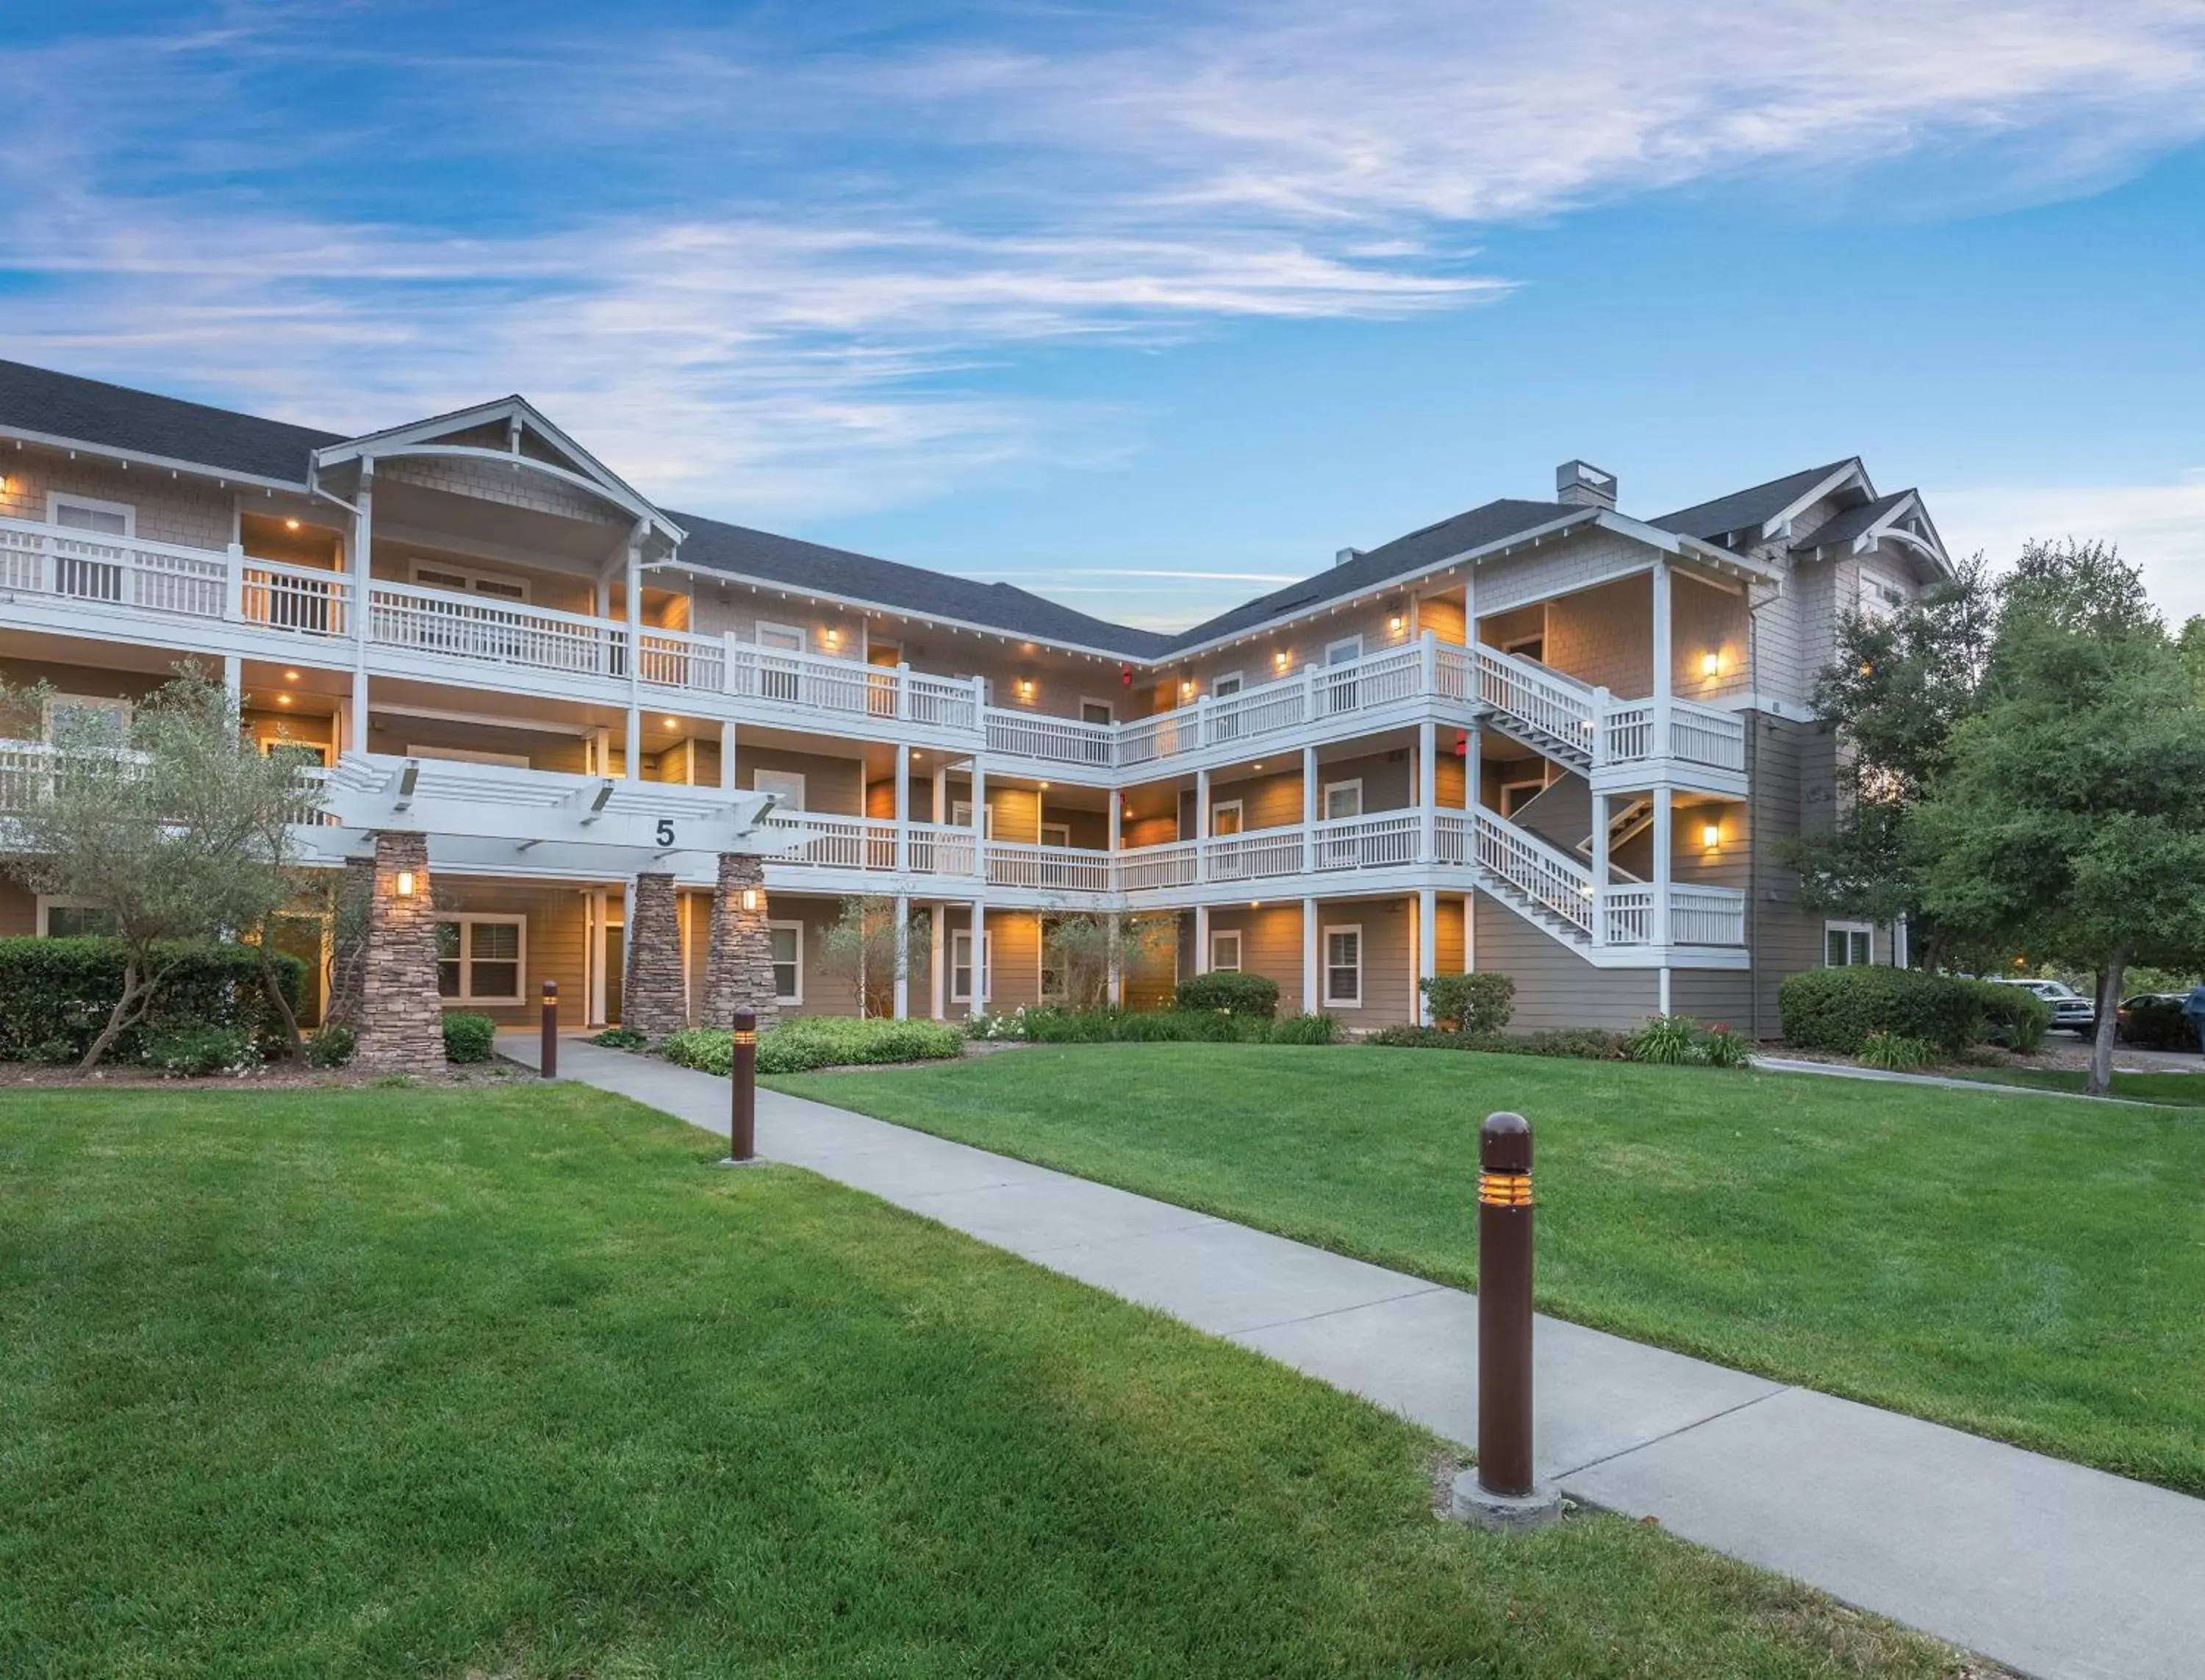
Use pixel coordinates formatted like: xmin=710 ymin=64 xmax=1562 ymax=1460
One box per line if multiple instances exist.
xmin=1160 ymin=499 xmax=1582 ymax=652
xmin=670 ymin=511 xmax=1177 ymax=659
xmin=1653 ymin=459 xmax=1858 ymax=541
xmin=0 ymin=359 xmax=338 ymax=484
xmin=1790 ymin=489 xmax=1915 ymax=551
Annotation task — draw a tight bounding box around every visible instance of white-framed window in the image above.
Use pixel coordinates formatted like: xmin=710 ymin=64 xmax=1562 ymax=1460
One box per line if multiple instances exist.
xmin=1210 ymin=799 xmax=1244 ymax=837
xmin=1039 ymin=820 xmax=1071 ymax=848
xmin=38 ymin=897 xmax=117 ymax=938
xmin=1322 ymin=779 xmax=1363 ymax=820
xmin=1824 ymin=922 xmax=1874 ymax=967
xmin=1498 ymin=777 xmax=1547 ymax=819
xmin=411 ymin=559 xmax=529 ymax=602
xmin=1326 ymin=634 xmax=1364 ymax=666
xmin=767 ymin=920 xmax=803 ymax=1004
xmin=48 ymin=492 xmax=133 ymax=536
xmin=753 ymin=768 xmax=806 ymax=811
xmin=262 ymin=738 xmax=331 ymax=767
xmin=1323 ymin=925 xmax=1363 ymax=1007
xmin=436 ymin=913 xmax=526 ymax=1003
xmin=42 ymin=693 xmax=131 ymax=744
xmin=952 ymin=799 xmax=995 ymax=837
xmin=1211 ymin=671 xmax=1244 ymax=699
xmin=950 ymin=929 xmax=992 ymax=1003
xmin=755 ymin=621 xmax=806 ymax=653
xmin=1211 ymin=929 xmax=1243 ymax=972
xmin=1080 ymin=697 xmax=1114 ymax=725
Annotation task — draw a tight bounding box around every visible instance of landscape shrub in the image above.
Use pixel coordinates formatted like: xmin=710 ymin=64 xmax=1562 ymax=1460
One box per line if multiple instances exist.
xmin=664 ymin=1017 xmax=964 ymax=1076
xmin=1418 ymin=972 xmax=1516 ymax=1035
xmin=142 ymin=1024 xmax=259 ymax=1077
xmin=0 ymin=937 xmax=304 ymax=1063
xmin=304 ymin=1025 xmax=356 ymax=1068
xmin=1969 ymin=983 xmax=2051 ymax=1054
xmin=964 ymin=1006 xmax=1335 ymax=1046
xmin=442 ymin=1013 xmax=498 ymax=1064
xmin=1266 ymin=1012 xmax=1340 ymax=1045
xmin=1777 ymin=966 xmax=1984 ymax=1057
xmin=1624 ymin=1014 xmax=1703 ymax=1066
xmin=2118 ymin=994 xmax=2198 ymax=1050
xmin=1365 ymin=1024 xmax=1632 ymax=1061
xmin=1173 ymin=971 xmax=1281 ymax=1019
xmin=589 ymin=1026 xmax=649 ymax=1050
xmin=1699 ymin=1024 xmax=1754 ymax=1069
xmin=1859 ymin=1031 xmax=1935 ymax=1072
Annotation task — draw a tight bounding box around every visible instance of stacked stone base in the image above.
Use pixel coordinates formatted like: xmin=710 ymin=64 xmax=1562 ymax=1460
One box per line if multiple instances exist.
xmin=353 ymin=830 xmax=447 ymax=1076
xmin=703 ymin=852 xmax=781 ymax=1031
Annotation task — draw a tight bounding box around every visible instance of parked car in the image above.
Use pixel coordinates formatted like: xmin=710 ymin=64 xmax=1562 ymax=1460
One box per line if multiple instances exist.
xmin=1990 ymin=977 xmax=2095 ymax=1037
xmin=2116 ymin=993 xmax=2201 ymax=1050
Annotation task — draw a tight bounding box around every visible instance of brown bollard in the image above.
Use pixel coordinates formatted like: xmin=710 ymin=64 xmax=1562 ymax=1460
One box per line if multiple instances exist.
xmin=539 ymin=979 xmax=559 ymax=1080
xmin=1451 ymin=1110 xmax=1561 ymax=1529
xmin=729 ymin=1008 xmax=758 ymax=1163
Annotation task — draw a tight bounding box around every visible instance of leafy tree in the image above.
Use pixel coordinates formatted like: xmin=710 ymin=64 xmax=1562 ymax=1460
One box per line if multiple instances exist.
xmin=1040 ymin=911 xmax=1179 ymax=1010
xmin=2178 ymin=615 xmax=2205 ymax=702
xmin=816 ymin=894 xmax=933 ymax=1017
xmin=1783 ymin=553 xmax=1993 ymax=964
xmin=0 ymin=670 xmax=322 ymax=1072
xmin=1912 ymin=543 xmax=2205 ymax=1095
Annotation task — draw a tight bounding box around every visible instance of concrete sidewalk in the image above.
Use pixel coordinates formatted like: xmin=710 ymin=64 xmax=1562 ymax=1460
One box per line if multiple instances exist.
xmin=508 ymin=1033 xmax=2205 ymax=1680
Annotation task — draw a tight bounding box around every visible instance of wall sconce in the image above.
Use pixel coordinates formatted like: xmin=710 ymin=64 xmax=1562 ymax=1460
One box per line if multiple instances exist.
xmin=1038 ymin=780 xmax=1050 ymax=790
xmin=395 ymin=869 xmax=416 ymax=897
xmin=1179 ymin=681 xmax=1194 ymax=700
xmin=824 ymin=628 xmax=841 ymax=648
xmin=741 ymin=887 xmax=759 ymax=912
xmin=284 ymin=517 xmax=301 ymax=532
xmin=1701 ymin=650 xmax=1721 ymax=678
xmin=1274 ymin=650 xmax=1291 ymax=670
xmin=1701 ymin=822 xmax=1721 ymax=851
xmin=1388 ymin=612 xmax=1406 ymax=635
xmin=662 ymin=716 xmax=678 ymax=729
xmin=1017 ymin=678 xmax=1035 ymax=700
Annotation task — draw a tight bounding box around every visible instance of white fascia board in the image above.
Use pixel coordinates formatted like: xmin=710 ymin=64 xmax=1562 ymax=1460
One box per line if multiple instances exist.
xmin=0 ymin=423 xmax=309 ymax=494
xmin=1759 ymin=460 xmax=1871 ymax=541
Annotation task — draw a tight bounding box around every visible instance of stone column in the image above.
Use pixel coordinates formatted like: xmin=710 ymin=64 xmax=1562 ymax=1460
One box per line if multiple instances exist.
xmin=702 ymin=852 xmax=779 ymax=1031
xmin=623 ymin=871 xmax=689 ymax=1038
xmin=353 ymin=830 xmax=445 ymax=1074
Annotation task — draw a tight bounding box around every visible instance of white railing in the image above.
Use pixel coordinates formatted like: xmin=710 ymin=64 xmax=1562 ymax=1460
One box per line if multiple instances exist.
xmin=986 ymin=709 xmax=1114 ymax=767
xmin=0 ymin=517 xmax=229 ymax=618
xmin=1314 ymin=645 xmax=1422 ymax=719
xmin=1475 ymin=645 xmax=1599 ymax=754
xmin=1668 ymin=883 xmax=1747 ymax=945
xmin=905 ymin=822 xmax=978 ymax=877
xmin=1312 ymin=810 xmax=1420 ymax=872
xmin=1205 ymin=825 xmax=1307 ymax=882
xmin=0 ymin=739 xmax=57 ymax=810
xmin=241 ymin=559 xmax=350 ymax=638
xmin=726 ymin=643 xmax=874 ymax=716
xmin=1602 ymin=703 xmax=1654 ymax=764
xmin=1208 ymin=677 xmax=1309 ymax=743
xmin=761 ymin=810 xmax=899 ymax=871
xmin=1668 ymin=699 xmax=1747 ymax=772
xmin=369 ymin=580 xmax=622 ymax=676
xmin=1599 ymin=884 xmax=1656 ymax=946
xmin=1433 ymin=808 xmax=1471 ymax=864
xmin=638 ymin=628 xmax=725 ymax=693
xmin=1116 ymin=710 xmax=1197 ymax=767
xmin=906 ymin=673 xmax=979 ymax=733
xmin=1116 ymin=839 xmax=1197 ymax=891
xmin=987 ymin=839 xmax=1112 ymax=892
xmin=1473 ymin=805 xmax=1594 ymax=935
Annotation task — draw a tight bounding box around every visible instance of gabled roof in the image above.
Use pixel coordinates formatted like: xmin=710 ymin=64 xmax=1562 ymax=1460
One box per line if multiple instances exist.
xmin=670 ymin=512 xmax=1177 ymax=660
xmin=1793 ymin=488 xmax=1950 ymax=575
xmin=0 ymin=358 xmax=337 ymax=486
xmin=1654 ymin=459 xmax=1864 ymax=542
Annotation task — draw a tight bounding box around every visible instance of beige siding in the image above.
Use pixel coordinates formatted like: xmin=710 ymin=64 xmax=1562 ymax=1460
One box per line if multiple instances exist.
xmin=1314 ymin=897 xmax=1414 ymax=1027
xmin=0 ymin=451 xmax=233 ymax=550
xmin=1745 ymin=712 xmax=1843 ymax=1036
xmin=1203 ymin=902 xmax=1310 ymax=1013
xmin=1545 ymin=574 xmax=1653 ymax=696
xmin=1204 ymin=767 xmax=1305 ymax=833
xmin=431 ymin=879 xmax=589 ymax=1027
xmin=0 ymin=877 xmax=39 ymax=937
xmin=1472 ymin=896 xmax=1660 ymax=1029
xmin=1475 ymin=529 xmax=1650 ymax=619
xmin=371 ymin=713 xmax=591 ymax=773
xmin=745 ymin=747 xmax=864 ymax=816
xmin=379 ymin=454 xmax=618 ymax=528
xmin=1670 ymin=573 xmax=1752 ymax=705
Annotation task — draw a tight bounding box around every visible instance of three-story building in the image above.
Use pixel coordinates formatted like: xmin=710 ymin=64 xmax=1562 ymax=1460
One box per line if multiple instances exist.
xmin=0 ymin=359 xmax=1947 ymax=1035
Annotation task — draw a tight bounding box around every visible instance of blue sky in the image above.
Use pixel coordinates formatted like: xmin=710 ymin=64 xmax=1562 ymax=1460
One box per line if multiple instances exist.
xmin=4 ymin=0 xmax=2203 ymax=628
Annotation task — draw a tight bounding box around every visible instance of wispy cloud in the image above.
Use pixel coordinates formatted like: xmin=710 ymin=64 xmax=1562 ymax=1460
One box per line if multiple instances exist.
xmin=1937 ymin=470 xmax=2205 ymax=622
xmin=1 ymin=0 xmax=2203 ymax=548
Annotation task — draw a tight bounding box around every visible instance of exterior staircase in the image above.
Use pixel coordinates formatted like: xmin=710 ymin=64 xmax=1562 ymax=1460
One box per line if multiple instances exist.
xmin=1470 ymin=645 xmax=1597 ymax=772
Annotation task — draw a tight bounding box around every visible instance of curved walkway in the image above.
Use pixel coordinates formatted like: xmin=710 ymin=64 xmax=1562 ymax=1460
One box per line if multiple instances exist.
xmin=508 ymin=1032 xmax=2205 ymax=1680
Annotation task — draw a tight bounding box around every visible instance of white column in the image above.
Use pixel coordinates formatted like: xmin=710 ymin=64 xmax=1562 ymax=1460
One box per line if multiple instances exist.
xmin=931 ymin=763 xmax=947 ymax=824
xmin=1194 ymin=766 xmax=1211 ymax=883
xmin=625 ymin=707 xmax=642 ymax=780
xmin=1463 ymin=892 xmax=1477 ymax=972
xmin=222 ymin=653 xmax=242 ymax=707
xmin=1302 ymin=744 xmax=1319 ymax=869
xmin=1107 ymin=912 xmax=1123 ymax=1008
xmin=1302 ymin=898 xmax=1319 ymax=1013
xmin=1652 ymin=783 xmax=1674 ymax=948
xmin=590 ymin=887 xmax=610 ymax=1025
xmin=1194 ymin=902 xmax=1211 ymax=975
xmin=1417 ymin=889 xmax=1438 ymax=1024
xmin=1652 ymin=557 xmax=1674 ymax=758
xmin=893 ymin=742 xmax=911 ymax=870
xmin=624 ymin=541 xmax=644 ymax=779
xmin=1591 ymin=789 xmax=1610 ymax=947
xmin=970 ymin=900 xmax=987 ymax=1009
xmin=351 ymin=467 xmax=373 ymax=666
xmin=893 ymin=893 xmax=911 ymax=1020
xmin=930 ymin=902 xmax=947 ymax=1019
xmin=1659 ymin=966 xmax=1673 ymax=1017
xmin=1107 ymin=791 xmax=1121 ymax=856
xmin=1417 ymin=719 xmax=1437 ymax=864
xmin=720 ymin=720 xmax=736 ymax=791
xmin=349 ymin=670 xmax=369 ymax=758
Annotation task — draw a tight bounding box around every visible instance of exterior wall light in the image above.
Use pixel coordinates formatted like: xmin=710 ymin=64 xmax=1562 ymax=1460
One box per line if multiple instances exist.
xmin=284 ymin=517 xmax=301 ymax=531
xmin=1701 ymin=822 xmax=1721 ymax=851
xmin=741 ymin=887 xmax=759 ymax=912
xmin=1701 ymin=650 xmax=1721 ymax=678
xmin=1274 ymin=650 xmax=1291 ymax=670
xmin=395 ymin=870 xmax=416 ymax=897
xmin=824 ymin=628 xmax=841 ymax=648
xmin=1017 ymin=678 xmax=1035 ymax=699
xmin=1389 ymin=613 xmax=1406 ymax=635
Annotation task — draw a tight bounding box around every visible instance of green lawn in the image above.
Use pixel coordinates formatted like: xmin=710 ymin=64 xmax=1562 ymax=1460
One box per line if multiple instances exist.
xmin=778 ymin=1044 xmax=2205 ymax=1496
xmin=1940 ymin=1066 xmax=2205 ymax=1106
xmin=0 ymin=1085 xmax=1976 ymax=1679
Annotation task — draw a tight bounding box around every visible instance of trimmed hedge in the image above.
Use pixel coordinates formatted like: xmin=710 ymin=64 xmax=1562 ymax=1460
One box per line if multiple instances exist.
xmin=663 ymin=1017 xmax=964 ymax=1076
xmin=2120 ymin=996 xmax=2200 ymax=1052
xmin=1366 ymin=1024 xmax=1631 ymax=1061
xmin=0 ymin=938 xmax=304 ymax=1063
xmin=442 ymin=1013 xmax=498 ymax=1064
xmin=1777 ymin=966 xmax=1984 ymax=1056
xmin=1970 ymin=983 xmax=2052 ymax=1054
xmin=967 ymin=1007 xmax=1336 ymax=1046
xmin=1173 ymin=971 xmax=1281 ymax=1019
xmin=1418 ymin=972 xmax=1516 ymax=1035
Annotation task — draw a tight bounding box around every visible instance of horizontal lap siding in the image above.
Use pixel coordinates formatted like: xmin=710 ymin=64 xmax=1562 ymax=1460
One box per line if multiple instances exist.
xmin=1748 ymin=714 xmax=1841 ymax=1035
xmin=0 ymin=454 xmax=232 ymax=550
xmin=0 ymin=879 xmax=37 ymax=937
xmin=373 ymin=714 xmax=590 ymax=773
xmin=744 ymin=747 xmax=864 ymax=816
xmin=1473 ymin=896 xmax=1657 ymax=1030
xmin=433 ymin=880 xmax=588 ymax=1027
xmin=1203 ymin=903 xmax=1309 ymax=1014
xmin=1671 ymin=574 xmax=1752 ymax=706
xmin=1319 ymin=897 xmax=1410 ymax=1027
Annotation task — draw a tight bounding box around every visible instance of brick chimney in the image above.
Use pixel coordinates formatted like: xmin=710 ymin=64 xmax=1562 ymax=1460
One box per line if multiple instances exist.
xmin=1555 ymin=460 xmax=1616 ymax=510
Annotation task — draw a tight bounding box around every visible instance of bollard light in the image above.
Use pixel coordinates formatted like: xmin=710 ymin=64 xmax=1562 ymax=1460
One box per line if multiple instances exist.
xmin=539 ymin=978 xmax=559 ymax=1080
xmin=724 ymin=1007 xmax=759 ymax=1166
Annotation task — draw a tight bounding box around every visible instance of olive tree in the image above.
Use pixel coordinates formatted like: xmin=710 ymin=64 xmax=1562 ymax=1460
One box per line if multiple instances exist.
xmin=0 ymin=670 xmax=322 ymax=1072
xmin=1040 ymin=911 xmax=1180 ymax=1010
xmin=815 ymin=894 xmax=933 ymax=1016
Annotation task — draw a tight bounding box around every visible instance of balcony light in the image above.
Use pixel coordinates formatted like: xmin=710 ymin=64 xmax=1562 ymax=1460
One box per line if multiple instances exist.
xmin=1701 ymin=650 xmax=1721 ymax=678
xmin=1702 ymin=822 xmax=1721 ymax=850
xmin=824 ymin=628 xmax=841 ymax=647
xmin=284 ymin=669 xmax=301 ymax=681
xmin=662 ymin=717 xmax=678 ymax=729
xmin=276 ymin=694 xmax=293 ymax=706
xmin=284 ymin=517 xmax=301 ymax=531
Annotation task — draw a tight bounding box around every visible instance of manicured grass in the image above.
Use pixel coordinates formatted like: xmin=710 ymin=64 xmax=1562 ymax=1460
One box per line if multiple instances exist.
xmin=0 ymin=1085 xmax=1974 ymax=1678
xmin=778 ymin=1044 xmax=2205 ymax=1496
xmin=1939 ymin=1066 xmax=2205 ymax=1106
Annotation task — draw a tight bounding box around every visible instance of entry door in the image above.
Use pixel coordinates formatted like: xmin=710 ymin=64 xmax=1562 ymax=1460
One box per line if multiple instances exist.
xmin=603 ymin=925 xmax=625 ymax=1026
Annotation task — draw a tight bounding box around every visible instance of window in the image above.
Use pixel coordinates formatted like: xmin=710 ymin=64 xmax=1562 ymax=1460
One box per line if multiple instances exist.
xmin=262 ymin=738 xmax=331 ymax=767
xmin=950 ymin=930 xmax=992 ymax=1003
xmin=1210 ymin=800 xmax=1244 ymax=836
xmin=753 ymin=768 xmax=806 ymax=811
xmin=952 ymin=800 xmax=996 ymax=838
xmin=1211 ymin=672 xmax=1244 ymax=699
xmin=1322 ymin=780 xmax=1363 ymax=820
xmin=1498 ymin=777 xmax=1547 ymax=819
xmin=1824 ymin=922 xmax=1874 ymax=967
xmin=39 ymin=898 xmax=116 ymax=938
xmin=42 ymin=694 xmax=131 ymax=744
xmin=1039 ymin=821 xmax=1072 ymax=848
xmin=1325 ymin=635 xmax=1364 ymax=666
xmin=755 ymin=621 xmax=806 ymax=653
xmin=1500 ymin=633 xmax=1546 ymax=664
xmin=1211 ymin=930 xmax=1243 ymax=972
xmin=437 ymin=914 xmax=526 ymax=1003
xmin=49 ymin=493 xmax=133 ymax=536
xmin=767 ymin=920 xmax=803 ymax=1004
xmin=411 ymin=560 xmax=529 ymax=602
xmin=1323 ymin=925 xmax=1362 ymax=1007
xmin=1080 ymin=698 xmax=1114 ymax=725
